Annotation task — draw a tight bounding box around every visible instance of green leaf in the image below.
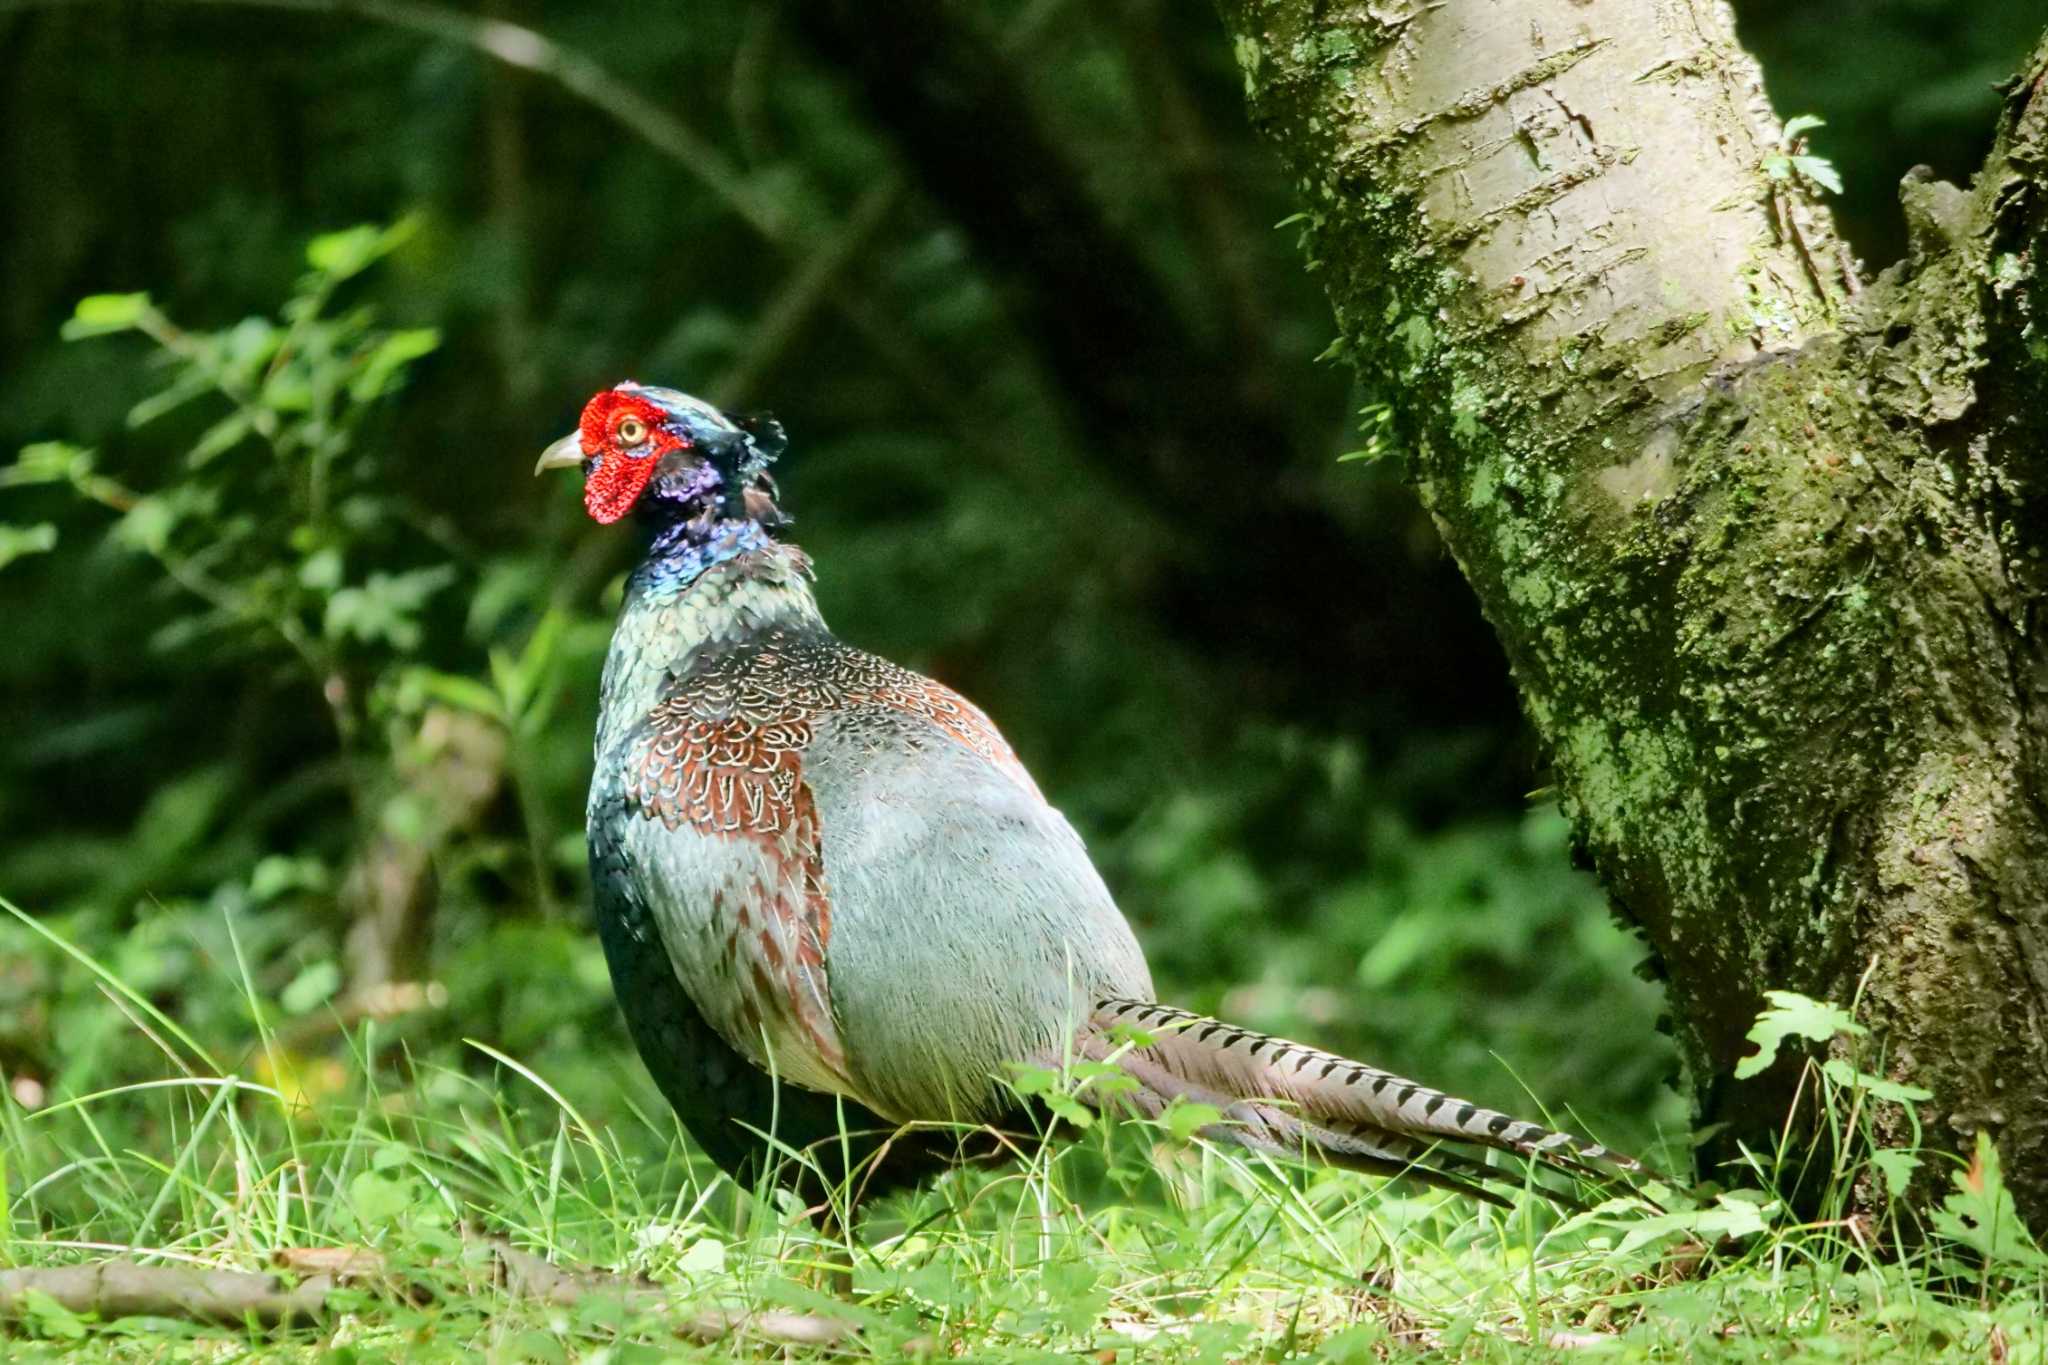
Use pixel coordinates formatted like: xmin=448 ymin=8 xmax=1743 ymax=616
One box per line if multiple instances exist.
xmin=4 ymin=442 xmax=93 ymax=488
xmin=1163 ymin=1098 xmax=1222 ymax=1143
xmin=1044 ymin=1093 xmax=1095 ymax=1130
xmin=1101 ymin=1021 xmax=1160 ymax=1051
xmin=186 ymin=411 xmax=256 ymax=468
xmin=1734 ymin=990 xmax=1863 ymax=1080
xmin=114 ymin=497 xmax=179 ymax=557
xmin=349 ymin=327 xmax=440 ymax=402
xmin=126 ymin=369 xmax=215 ymax=430
xmin=400 ymin=666 xmax=506 ymax=721
xmin=514 ymin=608 xmax=567 ymax=692
xmin=250 ymin=853 xmax=328 ymax=902
xmin=346 ymin=1168 xmax=415 ymax=1231
xmin=280 ymin=959 xmax=342 ymax=1015
xmin=1819 ymin=1057 xmax=1933 ymax=1104
xmin=381 ymin=791 xmax=432 ymax=844
xmin=1613 ymin=1192 xmax=1776 ymax=1257
xmin=306 ymin=225 xmax=386 ymax=278
xmin=305 ymin=218 xmax=416 ymax=282
xmin=1930 ymin=1131 xmax=2048 ymax=1268
xmin=1358 ymin=910 xmax=1433 ymax=987
xmin=504 ymin=1331 xmax=569 ymax=1365
xmin=324 ymin=565 xmax=457 ymax=651
xmin=0 ymin=521 xmax=58 ymax=572
xmin=1782 ymin=114 xmax=1827 ymax=140
xmin=673 ymin=1237 xmax=725 ymax=1277
xmin=217 ymin=316 xmax=282 ymax=387
xmin=298 ymin=546 xmax=345 ymax=592
xmin=62 ymin=291 xmax=151 ymax=338
xmin=19 ymin=1287 xmax=88 ymax=1340
xmin=490 ymin=608 xmax=569 ymax=730
xmin=1790 ymin=154 xmax=1843 ymax=195
xmin=1868 ymin=1148 xmax=1922 ymax=1201
xmin=1316 ymin=1324 xmax=1385 ymax=1363
xmin=1335 ymin=446 xmax=1394 ymax=465
xmin=1075 ymin=1067 xmax=1140 ymax=1101
xmin=1003 ymin=1063 xmax=1059 ymax=1097
xmin=188 ymin=411 xmax=256 ymax=464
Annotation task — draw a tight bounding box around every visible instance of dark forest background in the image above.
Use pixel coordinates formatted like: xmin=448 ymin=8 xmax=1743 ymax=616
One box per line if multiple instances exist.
xmin=1 ymin=0 xmax=2038 ymax=1158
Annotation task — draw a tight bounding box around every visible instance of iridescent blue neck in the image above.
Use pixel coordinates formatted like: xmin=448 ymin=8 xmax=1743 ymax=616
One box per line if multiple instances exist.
xmin=597 ymin=521 xmax=818 ymax=762
xmin=631 ymin=516 xmax=772 ymax=602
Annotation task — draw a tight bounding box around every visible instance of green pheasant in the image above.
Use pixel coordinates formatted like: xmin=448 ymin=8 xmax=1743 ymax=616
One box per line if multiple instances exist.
xmin=541 ymin=382 xmax=1648 ymax=1211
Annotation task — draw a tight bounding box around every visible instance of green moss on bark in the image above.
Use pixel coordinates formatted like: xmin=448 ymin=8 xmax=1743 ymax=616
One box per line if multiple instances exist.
xmin=1220 ymin=0 xmax=2048 ymax=1221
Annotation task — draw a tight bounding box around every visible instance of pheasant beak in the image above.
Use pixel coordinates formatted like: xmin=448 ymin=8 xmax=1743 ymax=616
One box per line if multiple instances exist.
xmin=534 ymin=432 xmax=585 ymax=476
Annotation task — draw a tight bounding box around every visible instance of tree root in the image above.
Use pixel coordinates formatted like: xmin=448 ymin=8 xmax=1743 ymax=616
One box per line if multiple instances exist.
xmin=0 ymin=1239 xmax=852 ymax=1347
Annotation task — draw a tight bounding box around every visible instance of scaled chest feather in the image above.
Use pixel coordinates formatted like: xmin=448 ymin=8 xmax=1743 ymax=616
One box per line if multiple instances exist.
xmin=623 ymin=629 xmax=1039 ymax=840
xmin=607 ymin=615 xmax=1044 ymax=1106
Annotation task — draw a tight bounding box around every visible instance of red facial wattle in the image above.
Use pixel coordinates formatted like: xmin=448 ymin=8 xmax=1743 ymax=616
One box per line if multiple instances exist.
xmin=575 ymin=390 xmax=688 ymax=524
xmin=583 ymin=450 xmax=662 ymax=524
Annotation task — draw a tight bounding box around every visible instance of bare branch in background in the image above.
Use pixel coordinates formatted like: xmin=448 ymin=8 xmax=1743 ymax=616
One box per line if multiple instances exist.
xmin=4 ymin=0 xmax=975 ymax=431
xmin=784 ymin=0 xmax=1515 ymax=719
xmin=712 ymin=174 xmax=907 ymax=412
xmin=342 ymin=707 xmax=507 ymax=993
xmin=1112 ymin=0 xmax=1285 ymax=407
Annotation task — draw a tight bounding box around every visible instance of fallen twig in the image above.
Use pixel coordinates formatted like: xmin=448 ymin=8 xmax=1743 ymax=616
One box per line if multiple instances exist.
xmin=482 ymin=1240 xmax=850 ymax=1346
xmin=0 ymin=1261 xmax=334 ymax=1329
xmin=0 ymin=1240 xmax=853 ymax=1347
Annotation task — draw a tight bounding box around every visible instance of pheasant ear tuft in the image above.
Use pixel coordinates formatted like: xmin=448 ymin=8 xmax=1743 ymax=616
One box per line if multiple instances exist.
xmin=693 ymin=428 xmax=769 ymax=520
xmin=733 ymin=413 xmax=788 ymax=464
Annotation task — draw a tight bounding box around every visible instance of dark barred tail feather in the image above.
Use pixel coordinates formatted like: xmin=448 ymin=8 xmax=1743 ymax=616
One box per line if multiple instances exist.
xmin=1079 ymin=999 xmax=1654 ymax=1208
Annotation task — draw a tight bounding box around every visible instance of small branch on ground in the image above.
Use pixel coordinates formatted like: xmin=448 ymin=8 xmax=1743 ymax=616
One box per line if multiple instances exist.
xmin=0 ymin=1240 xmax=853 ymax=1346
xmin=0 ymin=1260 xmax=333 ymax=1329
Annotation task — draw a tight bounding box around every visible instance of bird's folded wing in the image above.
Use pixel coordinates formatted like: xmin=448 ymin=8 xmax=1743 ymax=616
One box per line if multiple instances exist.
xmin=616 ymin=698 xmax=855 ymax=1101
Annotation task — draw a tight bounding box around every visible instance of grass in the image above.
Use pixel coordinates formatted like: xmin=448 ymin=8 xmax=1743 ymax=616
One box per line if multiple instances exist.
xmin=3 ymin=913 xmax=2046 ymax=1361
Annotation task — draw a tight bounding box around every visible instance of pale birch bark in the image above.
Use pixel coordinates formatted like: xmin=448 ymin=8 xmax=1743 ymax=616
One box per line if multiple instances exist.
xmin=1218 ymin=1 xmax=2048 ymax=1219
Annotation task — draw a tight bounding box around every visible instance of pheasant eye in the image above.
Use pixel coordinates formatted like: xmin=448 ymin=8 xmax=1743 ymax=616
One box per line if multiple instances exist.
xmin=616 ymin=415 xmax=650 ymax=447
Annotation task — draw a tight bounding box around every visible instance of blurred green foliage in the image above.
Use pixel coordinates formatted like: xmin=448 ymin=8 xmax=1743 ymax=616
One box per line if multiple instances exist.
xmin=0 ymin=0 xmax=2036 ymax=1185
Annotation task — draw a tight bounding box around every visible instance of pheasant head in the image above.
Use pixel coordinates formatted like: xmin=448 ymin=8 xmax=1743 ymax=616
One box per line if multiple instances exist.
xmin=535 ymin=383 xmax=786 ymax=528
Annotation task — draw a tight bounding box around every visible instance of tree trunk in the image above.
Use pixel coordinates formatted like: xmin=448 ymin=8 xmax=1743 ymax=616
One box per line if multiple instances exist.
xmin=1216 ymin=0 xmax=2048 ymax=1220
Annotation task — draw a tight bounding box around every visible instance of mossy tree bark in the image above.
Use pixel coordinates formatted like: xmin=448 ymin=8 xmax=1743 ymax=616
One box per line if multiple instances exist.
xmin=1217 ymin=0 xmax=2048 ymax=1220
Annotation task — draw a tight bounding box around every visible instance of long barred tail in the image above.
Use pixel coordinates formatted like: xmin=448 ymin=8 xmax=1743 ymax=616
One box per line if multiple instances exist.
xmin=1077 ymin=998 xmax=1651 ymax=1207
